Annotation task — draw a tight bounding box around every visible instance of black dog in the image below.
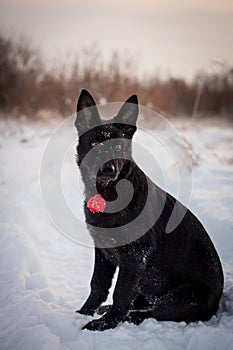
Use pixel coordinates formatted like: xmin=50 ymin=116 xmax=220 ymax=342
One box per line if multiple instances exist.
xmin=75 ymin=89 xmax=223 ymax=331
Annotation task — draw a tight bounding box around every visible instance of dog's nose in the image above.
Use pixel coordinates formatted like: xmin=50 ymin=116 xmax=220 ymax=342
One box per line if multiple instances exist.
xmin=100 ymin=163 xmax=116 ymax=176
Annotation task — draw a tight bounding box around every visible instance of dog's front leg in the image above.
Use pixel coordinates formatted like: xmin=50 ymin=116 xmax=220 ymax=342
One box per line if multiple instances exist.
xmin=83 ymin=261 xmax=142 ymax=331
xmin=77 ymin=248 xmax=116 ymax=316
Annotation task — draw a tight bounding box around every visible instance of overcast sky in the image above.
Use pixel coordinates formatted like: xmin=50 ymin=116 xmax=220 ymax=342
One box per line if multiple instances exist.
xmin=1 ymin=0 xmax=233 ymax=80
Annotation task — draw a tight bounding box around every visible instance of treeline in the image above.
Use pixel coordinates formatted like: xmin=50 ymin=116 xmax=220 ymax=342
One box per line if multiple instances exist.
xmin=0 ymin=32 xmax=233 ymax=119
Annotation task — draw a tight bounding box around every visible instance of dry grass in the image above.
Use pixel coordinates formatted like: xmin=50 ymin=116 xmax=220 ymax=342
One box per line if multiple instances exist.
xmin=0 ymin=32 xmax=233 ymax=120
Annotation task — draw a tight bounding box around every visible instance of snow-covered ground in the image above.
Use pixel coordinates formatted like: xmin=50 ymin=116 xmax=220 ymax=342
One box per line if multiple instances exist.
xmin=0 ymin=116 xmax=233 ymax=350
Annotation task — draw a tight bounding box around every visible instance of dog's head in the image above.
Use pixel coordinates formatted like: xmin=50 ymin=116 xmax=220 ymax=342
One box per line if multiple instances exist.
xmin=75 ymin=89 xmax=139 ymax=201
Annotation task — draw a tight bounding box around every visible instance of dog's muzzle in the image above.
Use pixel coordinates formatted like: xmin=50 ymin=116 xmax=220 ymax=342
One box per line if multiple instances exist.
xmin=97 ymin=159 xmax=123 ymax=182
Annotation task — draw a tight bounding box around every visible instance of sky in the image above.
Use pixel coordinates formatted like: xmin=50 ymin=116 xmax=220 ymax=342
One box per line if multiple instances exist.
xmin=0 ymin=0 xmax=233 ymax=80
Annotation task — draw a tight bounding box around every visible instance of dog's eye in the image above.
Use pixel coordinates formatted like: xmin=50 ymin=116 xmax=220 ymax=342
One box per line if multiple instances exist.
xmin=91 ymin=140 xmax=100 ymax=148
xmin=115 ymin=144 xmax=122 ymax=151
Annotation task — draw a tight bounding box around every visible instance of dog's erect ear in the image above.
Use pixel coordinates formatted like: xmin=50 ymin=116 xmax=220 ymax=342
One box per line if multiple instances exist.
xmin=75 ymin=89 xmax=101 ymax=134
xmin=115 ymin=95 xmax=139 ymax=137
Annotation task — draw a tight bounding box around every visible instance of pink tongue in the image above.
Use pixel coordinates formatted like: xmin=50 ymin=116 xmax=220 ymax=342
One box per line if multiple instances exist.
xmin=87 ymin=195 xmax=106 ymax=213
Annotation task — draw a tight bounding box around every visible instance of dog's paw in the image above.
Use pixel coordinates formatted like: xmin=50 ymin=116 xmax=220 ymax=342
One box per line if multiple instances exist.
xmin=76 ymin=308 xmax=94 ymax=316
xmin=82 ymin=317 xmax=118 ymax=331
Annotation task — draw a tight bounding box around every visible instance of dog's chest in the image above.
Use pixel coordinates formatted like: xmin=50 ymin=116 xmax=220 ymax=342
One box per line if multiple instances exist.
xmin=100 ymin=247 xmax=119 ymax=265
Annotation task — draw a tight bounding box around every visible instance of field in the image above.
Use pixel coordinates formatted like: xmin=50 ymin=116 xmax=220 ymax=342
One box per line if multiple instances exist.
xmin=0 ymin=115 xmax=233 ymax=350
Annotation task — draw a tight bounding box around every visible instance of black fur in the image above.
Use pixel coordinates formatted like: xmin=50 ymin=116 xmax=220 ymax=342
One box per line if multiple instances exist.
xmin=75 ymin=89 xmax=223 ymax=331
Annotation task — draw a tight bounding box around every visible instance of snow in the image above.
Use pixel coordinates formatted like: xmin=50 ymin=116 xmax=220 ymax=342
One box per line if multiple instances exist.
xmin=0 ymin=116 xmax=233 ymax=350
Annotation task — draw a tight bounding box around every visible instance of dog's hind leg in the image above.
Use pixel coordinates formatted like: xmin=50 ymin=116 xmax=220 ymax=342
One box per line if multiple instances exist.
xmin=96 ymin=304 xmax=112 ymax=315
xmin=149 ymin=282 xmax=216 ymax=323
xmin=97 ymin=295 xmax=150 ymax=316
xmin=124 ymin=283 xmax=217 ymax=325
xmin=98 ymin=283 xmax=215 ymax=324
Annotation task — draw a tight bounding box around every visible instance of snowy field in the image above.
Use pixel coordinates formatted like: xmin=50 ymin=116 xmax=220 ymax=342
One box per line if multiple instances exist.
xmin=0 ymin=115 xmax=233 ymax=350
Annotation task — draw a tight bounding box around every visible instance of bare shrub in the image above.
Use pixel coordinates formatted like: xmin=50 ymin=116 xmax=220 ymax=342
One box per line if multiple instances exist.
xmin=0 ymin=32 xmax=232 ymax=120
